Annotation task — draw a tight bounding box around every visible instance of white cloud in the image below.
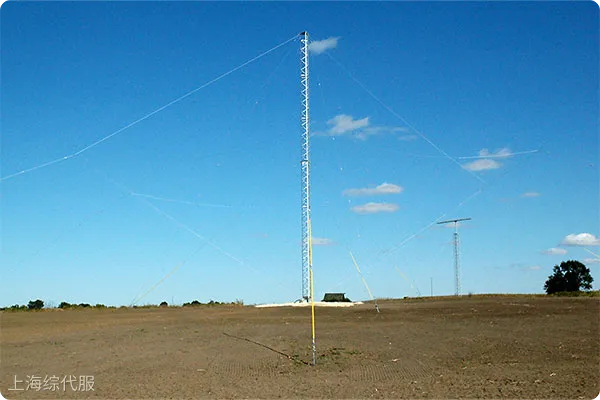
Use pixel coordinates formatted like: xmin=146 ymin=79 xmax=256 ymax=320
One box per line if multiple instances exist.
xmin=478 ymin=148 xmax=513 ymax=159
xmin=343 ymin=183 xmax=403 ymax=197
xmin=312 ymin=237 xmax=334 ymax=246
xmin=521 ymin=192 xmax=540 ymax=198
xmin=460 ymin=147 xmax=518 ymax=171
xmin=351 ymin=202 xmax=399 ymax=214
xmin=327 ymin=114 xmax=370 ymax=135
xmin=308 ymin=37 xmax=340 ymax=55
xmin=319 ymin=114 xmax=406 ymax=140
xmin=583 ymin=258 xmax=600 ymax=265
xmin=462 ymin=159 xmax=502 ymax=171
xmin=354 ymin=132 xmax=372 ymax=141
xmin=460 ymin=148 xmax=540 ymax=161
xmin=540 ymin=247 xmax=568 ymax=255
xmin=560 ymin=233 xmax=600 ymax=247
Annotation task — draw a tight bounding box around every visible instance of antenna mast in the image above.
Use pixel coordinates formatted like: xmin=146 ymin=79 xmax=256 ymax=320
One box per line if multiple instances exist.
xmin=300 ymin=31 xmax=311 ymax=302
xmin=437 ymin=217 xmax=471 ymax=296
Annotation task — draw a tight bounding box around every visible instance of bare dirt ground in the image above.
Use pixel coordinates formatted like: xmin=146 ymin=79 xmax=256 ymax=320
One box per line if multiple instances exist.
xmin=1 ymin=295 xmax=598 ymax=399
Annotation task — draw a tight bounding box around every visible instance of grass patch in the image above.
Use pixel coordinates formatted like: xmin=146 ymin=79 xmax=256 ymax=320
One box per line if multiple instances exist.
xmin=550 ymin=290 xmax=600 ymax=297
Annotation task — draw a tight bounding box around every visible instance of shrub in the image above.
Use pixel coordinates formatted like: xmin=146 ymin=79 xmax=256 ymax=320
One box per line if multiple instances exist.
xmin=27 ymin=299 xmax=44 ymax=310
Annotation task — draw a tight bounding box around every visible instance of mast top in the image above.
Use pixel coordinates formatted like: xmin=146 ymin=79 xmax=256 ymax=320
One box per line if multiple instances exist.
xmin=437 ymin=217 xmax=472 ymax=225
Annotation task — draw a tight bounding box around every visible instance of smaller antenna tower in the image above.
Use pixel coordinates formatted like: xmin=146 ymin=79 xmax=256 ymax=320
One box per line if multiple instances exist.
xmin=437 ymin=217 xmax=471 ymax=296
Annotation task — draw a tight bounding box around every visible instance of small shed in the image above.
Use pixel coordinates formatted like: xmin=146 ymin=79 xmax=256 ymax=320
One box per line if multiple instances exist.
xmin=322 ymin=293 xmax=351 ymax=302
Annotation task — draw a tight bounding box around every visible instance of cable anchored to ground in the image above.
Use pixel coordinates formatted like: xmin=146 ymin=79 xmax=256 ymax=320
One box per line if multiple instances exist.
xmin=222 ymin=332 xmax=311 ymax=366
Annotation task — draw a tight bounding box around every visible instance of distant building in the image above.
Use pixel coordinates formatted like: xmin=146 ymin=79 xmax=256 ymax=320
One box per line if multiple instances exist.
xmin=322 ymin=293 xmax=351 ymax=302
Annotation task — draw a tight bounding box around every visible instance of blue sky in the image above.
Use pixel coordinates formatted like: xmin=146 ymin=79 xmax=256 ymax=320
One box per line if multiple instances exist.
xmin=1 ymin=1 xmax=598 ymax=307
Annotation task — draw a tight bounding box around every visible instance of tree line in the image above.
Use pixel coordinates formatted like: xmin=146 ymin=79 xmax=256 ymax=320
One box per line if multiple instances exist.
xmin=1 ymin=298 xmax=245 ymax=311
xmin=1 ymin=260 xmax=594 ymax=311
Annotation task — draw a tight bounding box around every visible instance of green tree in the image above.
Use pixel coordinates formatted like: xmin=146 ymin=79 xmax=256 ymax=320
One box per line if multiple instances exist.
xmin=58 ymin=301 xmax=71 ymax=309
xmin=27 ymin=299 xmax=44 ymax=310
xmin=544 ymin=260 xmax=594 ymax=294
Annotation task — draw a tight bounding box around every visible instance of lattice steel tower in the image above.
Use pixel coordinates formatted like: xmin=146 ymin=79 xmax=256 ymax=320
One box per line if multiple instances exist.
xmin=437 ymin=217 xmax=471 ymax=296
xmin=300 ymin=32 xmax=311 ymax=302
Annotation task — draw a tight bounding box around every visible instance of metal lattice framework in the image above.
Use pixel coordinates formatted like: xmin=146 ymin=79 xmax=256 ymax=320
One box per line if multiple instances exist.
xmin=453 ymin=230 xmax=460 ymax=296
xmin=300 ymin=32 xmax=311 ymax=302
xmin=437 ymin=217 xmax=471 ymax=296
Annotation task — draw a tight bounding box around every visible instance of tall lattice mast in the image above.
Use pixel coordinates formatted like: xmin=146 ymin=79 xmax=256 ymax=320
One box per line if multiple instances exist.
xmin=300 ymin=31 xmax=311 ymax=302
xmin=437 ymin=217 xmax=471 ymax=296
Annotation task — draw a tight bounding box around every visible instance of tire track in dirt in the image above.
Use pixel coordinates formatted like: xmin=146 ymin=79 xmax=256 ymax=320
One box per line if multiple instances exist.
xmin=348 ymin=359 xmax=435 ymax=382
xmin=212 ymin=358 xmax=292 ymax=378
